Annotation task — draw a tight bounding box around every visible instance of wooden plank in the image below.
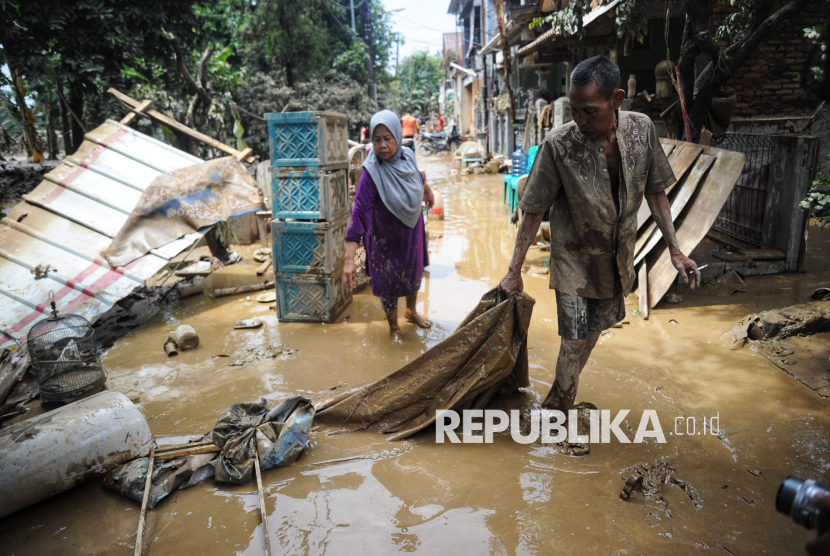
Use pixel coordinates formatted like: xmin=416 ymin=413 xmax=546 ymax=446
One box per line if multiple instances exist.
xmin=121 ymin=99 xmax=153 ymax=126
xmin=712 ymin=251 xmax=749 ymax=262
xmin=256 ymin=257 xmax=272 ymax=276
xmin=107 ymin=88 xmax=257 ymax=165
xmin=633 ymin=154 xmax=715 ymax=265
xmin=647 ymin=142 xmax=746 ymax=308
xmin=636 ymin=142 xmax=704 ymax=230
xmin=662 ymin=143 xmax=675 ymax=158
xmin=742 ymin=248 xmax=786 ymax=260
xmin=254 ymin=447 xmax=272 ymax=556
xmin=134 ymin=446 xmax=155 ymax=556
xmin=235 ymin=147 xmax=253 ymax=162
xmin=638 ymin=262 xmax=649 ymax=320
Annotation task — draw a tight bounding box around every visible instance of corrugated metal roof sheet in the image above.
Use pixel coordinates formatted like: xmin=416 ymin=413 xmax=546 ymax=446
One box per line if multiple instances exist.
xmin=0 ymin=119 xmax=204 ymax=348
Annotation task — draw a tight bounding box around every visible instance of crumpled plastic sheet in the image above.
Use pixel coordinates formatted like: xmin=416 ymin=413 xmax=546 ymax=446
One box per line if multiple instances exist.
xmin=213 ymin=395 xmax=315 ymax=484
xmin=103 ymin=452 xmax=216 ymax=509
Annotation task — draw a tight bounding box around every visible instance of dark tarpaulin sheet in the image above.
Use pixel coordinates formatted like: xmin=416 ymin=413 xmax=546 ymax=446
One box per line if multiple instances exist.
xmin=104 ymin=289 xmax=534 ymax=503
xmin=316 ymin=288 xmax=534 ymax=440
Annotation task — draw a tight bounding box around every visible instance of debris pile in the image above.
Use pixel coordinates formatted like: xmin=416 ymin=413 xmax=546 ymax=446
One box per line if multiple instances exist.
xmin=729 ymin=303 xmax=830 ymax=396
xmin=729 ymin=303 xmax=830 ymax=347
xmin=620 ymin=461 xmax=702 ymax=514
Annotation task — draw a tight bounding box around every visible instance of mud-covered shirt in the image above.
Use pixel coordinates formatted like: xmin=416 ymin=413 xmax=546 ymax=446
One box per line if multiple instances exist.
xmin=518 ymin=111 xmax=675 ymax=299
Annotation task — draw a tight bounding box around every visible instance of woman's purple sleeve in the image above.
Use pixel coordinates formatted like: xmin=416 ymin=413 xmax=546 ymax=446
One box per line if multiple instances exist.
xmin=345 ymin=172 xmax=375 ymax=243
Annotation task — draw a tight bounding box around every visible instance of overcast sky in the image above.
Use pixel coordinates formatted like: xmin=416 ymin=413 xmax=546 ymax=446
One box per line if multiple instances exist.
xmin=380 ymin=0 xmax=459 ymax=62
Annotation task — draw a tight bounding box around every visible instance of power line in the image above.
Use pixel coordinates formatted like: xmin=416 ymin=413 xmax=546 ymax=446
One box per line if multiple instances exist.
xmin=393 ymin=19 xmax=455 ymax=33
xmin=400 ymin=37 xmax=444 ymax=47
xmin=327 ymin=0 xmax=366 ymax=11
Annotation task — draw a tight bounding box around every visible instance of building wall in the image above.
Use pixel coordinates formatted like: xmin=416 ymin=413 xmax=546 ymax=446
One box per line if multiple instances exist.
xmin=713 ymin=1 xmax=827 ymax=117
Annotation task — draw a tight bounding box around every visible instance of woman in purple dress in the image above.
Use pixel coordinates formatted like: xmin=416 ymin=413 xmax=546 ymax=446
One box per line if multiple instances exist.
xmin=344 ymin=110 xmax=434 ymax=339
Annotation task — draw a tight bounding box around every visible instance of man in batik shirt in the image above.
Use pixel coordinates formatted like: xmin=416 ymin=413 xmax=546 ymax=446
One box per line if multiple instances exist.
xmin=499 ymin=56 xmax=700 ymax=412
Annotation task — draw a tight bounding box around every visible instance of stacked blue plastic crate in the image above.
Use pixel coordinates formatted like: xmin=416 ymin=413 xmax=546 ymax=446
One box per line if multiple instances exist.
xmin=267 ymin=111 xmax=352 ymax=323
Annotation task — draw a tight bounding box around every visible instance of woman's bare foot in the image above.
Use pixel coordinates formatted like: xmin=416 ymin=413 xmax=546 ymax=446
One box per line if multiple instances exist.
xmin=405 ymin=311 xmax=432 ymax=329
xmin=385 ymin=310 xmax=402 ymax=340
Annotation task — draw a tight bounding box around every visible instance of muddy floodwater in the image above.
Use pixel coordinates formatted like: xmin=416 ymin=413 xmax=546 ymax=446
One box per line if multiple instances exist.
xmin=2 ymin=152 xmax=830 ymax=555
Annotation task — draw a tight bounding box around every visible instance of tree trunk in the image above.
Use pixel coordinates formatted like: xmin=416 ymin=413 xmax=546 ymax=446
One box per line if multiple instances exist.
xmin=6 ymin=62 xmax=39 ymax=160
xmin=494 ymin=0 xmax=516 ymax=124
xmin=46 ymin=94 xmax=57 ymax=160
xmin=68 ymin=84 xmax=85 ymax=153
xmin=285 ymin=61 xmax=294 ymax=88
xmin=56 ymin=79 xmax=71 ymax=154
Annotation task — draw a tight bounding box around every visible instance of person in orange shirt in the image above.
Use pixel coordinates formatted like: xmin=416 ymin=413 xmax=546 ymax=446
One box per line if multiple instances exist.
xmin=401 ymin=112 xmax=418 ymax=139
xmin=435 ymin=111 xmax=446 ymax=132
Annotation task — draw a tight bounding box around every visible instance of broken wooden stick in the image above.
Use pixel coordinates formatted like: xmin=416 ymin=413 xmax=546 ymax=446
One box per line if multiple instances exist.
xmin=213 ymin=281 xmax=275 ymax=298
xmin=154 ymin=444 xmax=220 ymax=461
xmin=134 ymin=446 xmax=155 ymax=556
xmin=254 ymin=447 xmax=272 ymax=556
xmin=120 ymin=99 xmax=152 ymax=126
xmin=107 ymin=88 xmax=257 ymax=164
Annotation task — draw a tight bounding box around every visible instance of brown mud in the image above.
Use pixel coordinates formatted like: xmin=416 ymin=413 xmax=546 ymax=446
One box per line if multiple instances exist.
xmin=1 ymin=152 xmax=830 ymax=555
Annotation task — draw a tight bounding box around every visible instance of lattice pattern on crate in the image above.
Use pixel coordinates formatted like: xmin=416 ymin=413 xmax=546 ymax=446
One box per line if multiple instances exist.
xmin=271 ymin=123 xmax=318 ymax=161
xmin=331 ymin=273 xmax=347 ymax=313
xmin=282 ymin=233 xmax=320 ymax=268
xmin=325 ymin=120 xmax=348 ymax=165
xmin=276 ymin=174 xmax=320 ymax=213
xmin=331 ymin=221 xmax=346 ymax=262
xmin=284 ymin=282 xmax=329 ymax=318
xmin=330 ymin=171 xmax=348 ymax=217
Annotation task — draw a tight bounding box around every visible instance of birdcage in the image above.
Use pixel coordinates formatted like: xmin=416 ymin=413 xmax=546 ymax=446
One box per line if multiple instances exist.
xmin=27 ymin=299 xmax=106 ymax=403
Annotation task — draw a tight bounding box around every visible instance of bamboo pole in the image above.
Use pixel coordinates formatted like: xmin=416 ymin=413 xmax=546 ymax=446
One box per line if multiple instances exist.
xmin=134 ymin=446 xmax=156 ymax=556
xmin=254 ymin=447 xmax=272 ymax=556
xmin=213 ymin=281 xmax=275 ymax=298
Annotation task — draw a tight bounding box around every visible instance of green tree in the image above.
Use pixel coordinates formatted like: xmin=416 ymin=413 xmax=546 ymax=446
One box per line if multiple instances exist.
xmin=239 ymin=0 xmax=331 ymax=87
xmin=2 ymin=0 xmax=200 ymax=152
xmin=393 ymin=51 xmax=444 ymax=115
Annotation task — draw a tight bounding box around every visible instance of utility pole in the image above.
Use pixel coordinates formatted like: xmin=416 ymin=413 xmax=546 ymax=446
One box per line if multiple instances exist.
xmin=350 ymin=0 xmax=356 ymax=32
xmin=361 ymin=1 xmax=377 ymax=106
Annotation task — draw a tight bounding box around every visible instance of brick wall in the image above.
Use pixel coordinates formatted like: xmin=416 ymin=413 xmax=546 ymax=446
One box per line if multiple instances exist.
xmin=713 ymin=2 xmax=827 ymax=117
